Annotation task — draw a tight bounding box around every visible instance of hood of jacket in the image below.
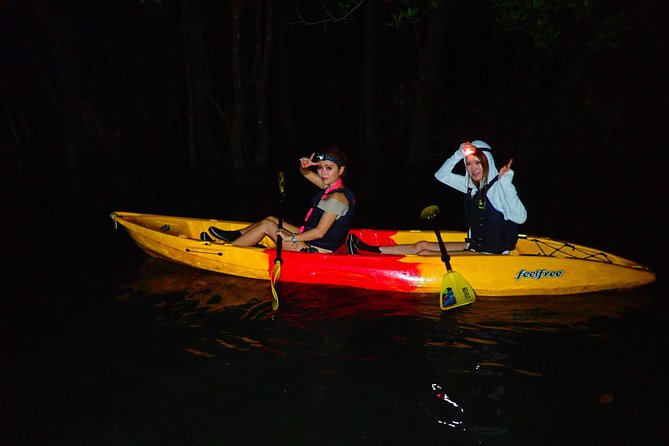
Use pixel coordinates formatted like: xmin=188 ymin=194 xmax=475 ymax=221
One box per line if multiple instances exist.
xmin=465 ymin=140 xmax=526 ymax=224
xmin=465 ymin=140 xmax=498 ymax=189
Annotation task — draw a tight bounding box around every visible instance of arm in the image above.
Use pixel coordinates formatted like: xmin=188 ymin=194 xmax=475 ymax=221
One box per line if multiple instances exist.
xmin=496 ymin=168 xmax=527 ymax=224
xmin=434 ymin=146 xmax=469 ymax=193
xmin=299 ymin=153 xmax=324 ymax=187
xmin=280 ymin=210 xmax=338 ymax=242
xmin=303 ymin=191 xmax=349 ymax=240
xmin=279 ymin=192 xmax=348 ymax=242
xmin=277 ymin=213 xmax=336 ymax=242
xmin=301 ymin=211 xmax=338 ymax=240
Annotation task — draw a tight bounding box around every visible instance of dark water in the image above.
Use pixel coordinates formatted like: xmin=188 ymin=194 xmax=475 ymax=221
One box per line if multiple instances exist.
xmin=2 ymin=171 xmax=668 ymax=446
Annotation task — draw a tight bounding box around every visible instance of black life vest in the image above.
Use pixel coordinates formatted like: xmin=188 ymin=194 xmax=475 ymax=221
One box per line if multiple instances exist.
xmin=464 ymin=176 xmax=519 ymax=253
xmin=303 ymin=187 xmax=356 ymax=251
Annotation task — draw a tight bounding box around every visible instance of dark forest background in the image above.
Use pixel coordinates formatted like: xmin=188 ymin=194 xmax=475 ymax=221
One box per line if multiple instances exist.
xmin=1 ymin=0 xmax=667 ymax=264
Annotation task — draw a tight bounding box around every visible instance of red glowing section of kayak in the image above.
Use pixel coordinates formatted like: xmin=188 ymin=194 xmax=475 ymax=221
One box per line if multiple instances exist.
xmin=111 ymin=212 xmax=656 ymax=296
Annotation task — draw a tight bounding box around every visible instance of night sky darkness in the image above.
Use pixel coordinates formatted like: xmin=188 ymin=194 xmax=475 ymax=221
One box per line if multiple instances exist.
xmin=1 ymin=0 xmax=667 ymax=267
xmin=1 ymin=3 xmax=669 ymax=444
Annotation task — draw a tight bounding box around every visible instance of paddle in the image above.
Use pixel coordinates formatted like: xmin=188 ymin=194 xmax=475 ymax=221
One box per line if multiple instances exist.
xmin=270 ymin=172 xmax=286 ymax=311
xmin=420 ymin=205 xmax=476 ymax=310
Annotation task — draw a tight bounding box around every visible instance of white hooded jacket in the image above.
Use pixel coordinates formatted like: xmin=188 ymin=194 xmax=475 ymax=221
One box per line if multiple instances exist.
xmin=434 ymin=140 xmax=527 ymax=225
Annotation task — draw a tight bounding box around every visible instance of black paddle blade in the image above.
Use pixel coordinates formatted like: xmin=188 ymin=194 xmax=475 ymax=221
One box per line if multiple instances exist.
xmin=278 ymin=171 xmax=285 ymax=197
xmin=420 ymin=205 xmax=441 ymax=221
xmin=270 ymin=261 xmax=281 ymax=310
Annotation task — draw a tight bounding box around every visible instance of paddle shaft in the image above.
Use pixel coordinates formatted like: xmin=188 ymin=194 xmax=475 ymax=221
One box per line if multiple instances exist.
xmin=270 ymin=172 xmax=286 ymax=310
xmin=275 ymin=217 xmax=283 ymax=264
xmin=432 ymin=227 xmax=453 ymax=272
xmin=275 ymin=171 xmax=286 ymax=265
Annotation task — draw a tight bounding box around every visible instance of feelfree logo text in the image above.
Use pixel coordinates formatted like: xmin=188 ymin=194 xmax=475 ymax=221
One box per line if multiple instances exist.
xmin=515 ymin=269 xmax=565 ymax=280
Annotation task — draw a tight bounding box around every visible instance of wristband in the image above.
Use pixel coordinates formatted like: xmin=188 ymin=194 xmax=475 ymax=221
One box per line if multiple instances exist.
xmin=292 ymin=233 xmax=297 ymax=244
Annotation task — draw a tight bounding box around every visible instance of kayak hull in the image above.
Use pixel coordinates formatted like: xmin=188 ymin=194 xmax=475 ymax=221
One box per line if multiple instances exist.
xmin=110 ymin=211 xmax=656 ymax=296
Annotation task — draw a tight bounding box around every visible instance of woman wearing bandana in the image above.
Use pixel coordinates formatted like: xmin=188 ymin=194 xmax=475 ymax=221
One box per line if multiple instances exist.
xmin=209 ymin=146 xmax=355 ymax=253
xmin=348 ymin=140 xmax=526 ymax=255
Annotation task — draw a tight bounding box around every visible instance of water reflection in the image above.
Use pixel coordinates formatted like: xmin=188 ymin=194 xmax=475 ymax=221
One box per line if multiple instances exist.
xmin=114 ymin=257 xmax=658 ymax=440
xmin=118 ymin=257 xmax=652 ymax=357
xmin=428 ymin=383 xmax=466 ymax=429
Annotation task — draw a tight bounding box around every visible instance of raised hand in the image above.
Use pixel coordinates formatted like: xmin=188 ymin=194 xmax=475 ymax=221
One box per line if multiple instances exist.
xmin=499 ymin=159 xmax=514 ymax=178
xmin=299 ymin=152 xmax=319 ymax=169
xmin=460 ymin=142 xmax=476 ymax=156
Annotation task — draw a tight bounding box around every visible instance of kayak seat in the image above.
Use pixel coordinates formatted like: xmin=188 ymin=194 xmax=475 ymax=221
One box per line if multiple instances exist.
xmin=209 ymin=226 xmax=241 ymax=242
xmin=333 ymin=242 xmax=349 ymax=255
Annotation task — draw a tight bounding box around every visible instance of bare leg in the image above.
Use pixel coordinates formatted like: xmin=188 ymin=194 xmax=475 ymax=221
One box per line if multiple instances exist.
xmin=379 ymin=240 xmax=468 ymax=256
xmin=443 ymin=241 xmax=468 ymax=252
xmin=233 ymin=216 xmax=280 ymax=247
xmin=233 ymin=216 xmax=305 ymax=251
xmin=378 ymin=241 xmax=434 ymax=255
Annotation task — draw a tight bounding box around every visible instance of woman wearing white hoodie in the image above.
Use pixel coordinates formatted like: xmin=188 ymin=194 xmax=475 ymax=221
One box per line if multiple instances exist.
xmin=347 ymin=140 xmax=527 ymax=255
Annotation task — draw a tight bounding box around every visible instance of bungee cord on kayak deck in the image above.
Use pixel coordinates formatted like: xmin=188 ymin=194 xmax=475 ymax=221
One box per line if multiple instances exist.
xmin=524 ymin=237 xmax=613 ymax=263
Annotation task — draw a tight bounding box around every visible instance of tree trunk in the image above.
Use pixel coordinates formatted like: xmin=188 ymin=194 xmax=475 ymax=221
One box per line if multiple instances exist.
xmin=44 ymin=3 xmax=83 ymax=211
xmin=518 ymin=46 xmax=544 ymax=148
xmin=407 ymin=3 xmax=446 ymax=166
xmin=362 ymin=0 xmax=380 ymax=162
xmin=253 ymin=0 xmax=274 ymax=168
xmin=276 ymin=3 xmax=297 ymax=158
xmin=182 ymin=0 xmax=198 ymax=189
xmin=229 ymin=0 xmax=246 ymax=170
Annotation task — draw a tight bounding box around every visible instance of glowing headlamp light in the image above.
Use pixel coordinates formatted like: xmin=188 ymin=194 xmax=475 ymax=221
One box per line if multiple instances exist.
xmin=316 ymin=153 xmax=343 ymax=166
xmin=461 ymin=142 xmax=477 ymax=156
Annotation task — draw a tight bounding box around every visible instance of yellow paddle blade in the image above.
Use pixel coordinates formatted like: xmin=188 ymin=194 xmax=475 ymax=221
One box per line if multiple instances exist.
xmin=270 ymin=261 xmax=281 ymax=310
xmin=440 ymin=271 xmax=476 ymax=311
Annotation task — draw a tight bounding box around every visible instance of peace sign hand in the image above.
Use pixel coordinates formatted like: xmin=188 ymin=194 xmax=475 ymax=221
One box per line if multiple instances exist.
xmin=299 ymin=153 xmax=319 ymax=169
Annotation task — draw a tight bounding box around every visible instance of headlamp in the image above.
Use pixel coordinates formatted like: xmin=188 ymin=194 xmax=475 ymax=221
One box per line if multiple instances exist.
xmin=462 ymin=142 xmax=477 ymax=156
xmin=315 ymin=153 xmax=343 ymax=166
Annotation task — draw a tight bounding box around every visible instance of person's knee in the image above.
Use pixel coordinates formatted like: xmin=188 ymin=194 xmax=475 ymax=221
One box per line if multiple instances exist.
xmin=258 ymin=217 xmax=276 ymax=231
xmin=415 ymin=241 xmax=432 ymax=252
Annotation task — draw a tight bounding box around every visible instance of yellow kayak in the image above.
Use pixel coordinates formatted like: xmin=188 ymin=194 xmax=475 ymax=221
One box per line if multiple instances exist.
xmin=110 ymin=211 xmax=656 ymax=296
